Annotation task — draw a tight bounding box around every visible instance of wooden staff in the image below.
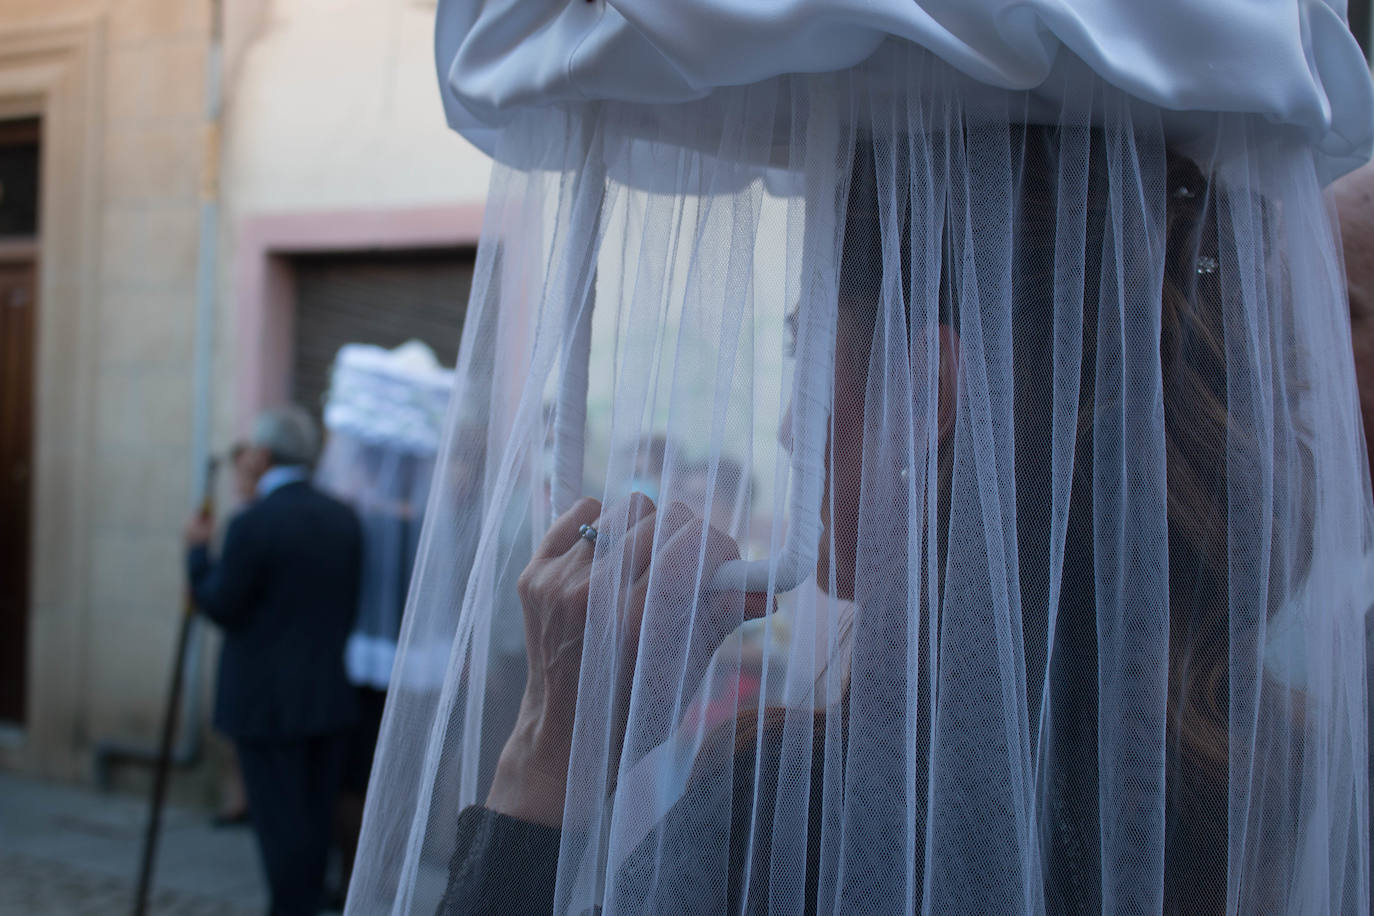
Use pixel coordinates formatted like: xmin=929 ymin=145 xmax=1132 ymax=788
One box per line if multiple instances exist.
xmin=132 ymin=455 xmax=219 ymax=916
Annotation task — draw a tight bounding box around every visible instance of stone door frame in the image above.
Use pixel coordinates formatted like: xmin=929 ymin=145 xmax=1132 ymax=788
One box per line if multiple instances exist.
xmin=0 ymin=16 xmax=104 ymax=776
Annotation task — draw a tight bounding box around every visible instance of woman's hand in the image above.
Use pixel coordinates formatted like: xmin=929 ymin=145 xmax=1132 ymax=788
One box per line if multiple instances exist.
xmin=183 ymin=510 xmax=215 ymax=548
xmin=485 ymin=493 xmax=765 ymax=828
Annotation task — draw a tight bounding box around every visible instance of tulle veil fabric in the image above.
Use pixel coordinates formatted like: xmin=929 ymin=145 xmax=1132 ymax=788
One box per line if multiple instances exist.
xmin=348 ymin=41 xmax=1371 ymax=914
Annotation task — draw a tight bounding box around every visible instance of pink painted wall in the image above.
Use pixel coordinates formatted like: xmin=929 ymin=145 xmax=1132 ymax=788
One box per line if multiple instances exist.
xmin=232 ymin=203 xmax=484 ymax=432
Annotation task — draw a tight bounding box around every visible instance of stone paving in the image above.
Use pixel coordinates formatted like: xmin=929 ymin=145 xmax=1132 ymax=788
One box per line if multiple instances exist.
xmin=0 ymin=771 xmax=265 ymax=915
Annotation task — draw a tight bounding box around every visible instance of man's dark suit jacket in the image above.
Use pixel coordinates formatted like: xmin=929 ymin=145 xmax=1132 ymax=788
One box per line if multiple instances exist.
xmin=188 ymin=480 xmax=364 ymax=740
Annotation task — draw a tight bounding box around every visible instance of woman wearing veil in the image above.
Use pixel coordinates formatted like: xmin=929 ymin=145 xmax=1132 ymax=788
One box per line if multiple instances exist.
xmin=349 ymin=2 xmax=1374 ymax=913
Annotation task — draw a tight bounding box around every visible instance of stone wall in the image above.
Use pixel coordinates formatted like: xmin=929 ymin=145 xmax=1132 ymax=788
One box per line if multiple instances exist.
xmin=0 ymin=0 xmax=490 ymax=788
xmin=0 ymin=0 xmax=210 ymax=781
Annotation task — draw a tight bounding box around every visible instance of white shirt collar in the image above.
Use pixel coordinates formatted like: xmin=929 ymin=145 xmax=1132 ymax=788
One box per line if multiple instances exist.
xmin=256 ymin=465 xmax=310 ymax=498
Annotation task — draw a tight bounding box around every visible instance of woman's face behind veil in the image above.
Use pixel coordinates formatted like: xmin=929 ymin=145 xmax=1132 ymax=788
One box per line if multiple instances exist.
xmin=815 ymin=300 xmax=958 ymax=601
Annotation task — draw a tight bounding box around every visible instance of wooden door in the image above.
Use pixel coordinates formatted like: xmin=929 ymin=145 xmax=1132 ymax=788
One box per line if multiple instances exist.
xmin=0 ymin=260 xmax=34 ymax=723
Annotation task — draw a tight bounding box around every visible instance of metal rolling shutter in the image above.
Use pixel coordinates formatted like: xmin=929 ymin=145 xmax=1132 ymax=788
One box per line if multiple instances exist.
xmin=290 ymin=247 xmax=473 ymax=419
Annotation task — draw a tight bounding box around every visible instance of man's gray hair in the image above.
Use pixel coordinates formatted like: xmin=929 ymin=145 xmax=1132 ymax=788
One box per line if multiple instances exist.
xmin=251 ymin=405 xmax=321 ymax=466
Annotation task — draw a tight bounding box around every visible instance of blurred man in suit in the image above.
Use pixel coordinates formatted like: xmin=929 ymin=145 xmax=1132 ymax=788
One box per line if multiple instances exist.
xmin=185 ymin=406 xmax=363 ymax=916
xmin=211 ymin=440 xmax=267 ymax=828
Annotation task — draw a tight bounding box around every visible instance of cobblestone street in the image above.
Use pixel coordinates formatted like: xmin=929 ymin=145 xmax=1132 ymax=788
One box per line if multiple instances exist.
xmin=0 ymin=772 xmax=265 ymax=915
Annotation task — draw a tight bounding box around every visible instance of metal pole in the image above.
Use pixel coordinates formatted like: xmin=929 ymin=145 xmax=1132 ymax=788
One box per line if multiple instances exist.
xmin=129 ymin=2 xmax=223 ymax=911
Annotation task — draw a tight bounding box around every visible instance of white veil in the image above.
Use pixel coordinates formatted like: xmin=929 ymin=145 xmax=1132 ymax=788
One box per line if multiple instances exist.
xmin=315 ymin=342 xmax=452 ymax=690
xmin=350 ymin=6 xmax=1374 ymax=913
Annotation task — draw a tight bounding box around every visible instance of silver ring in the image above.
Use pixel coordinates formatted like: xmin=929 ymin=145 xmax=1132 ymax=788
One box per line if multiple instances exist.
xmin=578 ymin=523 xmax=598 ymax=544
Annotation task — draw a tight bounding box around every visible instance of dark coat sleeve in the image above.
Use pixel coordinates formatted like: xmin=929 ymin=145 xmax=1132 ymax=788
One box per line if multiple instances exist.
xmin=188 ymin=512 xmax=265 ymax=630
xmin=436 ymin=807 xmax=561 ymax=916
xmin=438 ymin=733 xmax=827 ymax=916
